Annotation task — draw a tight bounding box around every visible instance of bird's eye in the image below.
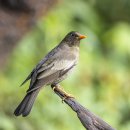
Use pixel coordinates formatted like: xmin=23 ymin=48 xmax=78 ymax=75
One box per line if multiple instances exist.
xmin=71 ymin=33 xmax=75 ymax=37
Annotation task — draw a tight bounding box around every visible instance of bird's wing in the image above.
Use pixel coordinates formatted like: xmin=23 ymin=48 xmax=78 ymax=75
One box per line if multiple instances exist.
xmin=20 ymin=46 xmax=59 ymax=86
xmin=37 ymin=47 xmax=77 ymax=79
xmin=21 ymin=47 xmax=77 ymax=90
xmin=20 ymin=58 xmax=48 ymax=86
xmin=26 ymin=57 xmax=76 ymax=93
xmin=37 ymin=58 xmax=76 ymax=79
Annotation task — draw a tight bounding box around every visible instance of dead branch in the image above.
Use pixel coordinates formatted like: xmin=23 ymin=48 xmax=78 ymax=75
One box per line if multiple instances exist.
xmin=51 ymin=85 xmax=116 ymax=130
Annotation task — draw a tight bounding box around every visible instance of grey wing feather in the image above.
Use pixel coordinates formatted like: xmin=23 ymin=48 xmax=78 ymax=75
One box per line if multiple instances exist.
xmin=37 ymin=48 xmax=78 ymax=80
xmin=20 ymin=69 xmax=35 ymax=86
xmin=27 ymin=58 xmax=76 ymax=92
xmin=20 ymin=46 xmax=77 ymax=92
xmin=20 ymin=58 xmax=48 ymax=87
xmin=20 ymin=46 xmax=58 ymax=87
xmin=37 ymin=59 xmax=77 ymax=79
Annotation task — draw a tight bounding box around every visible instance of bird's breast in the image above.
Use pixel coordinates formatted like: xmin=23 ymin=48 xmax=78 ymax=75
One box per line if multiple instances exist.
xmin=59 ymin=46 xmax=79 ymax=70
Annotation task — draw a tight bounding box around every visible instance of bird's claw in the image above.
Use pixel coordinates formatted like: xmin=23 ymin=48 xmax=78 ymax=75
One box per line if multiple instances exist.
xmin=62 ymin=93 xmax=75 ymax=103
xmin=52 ymin=86 xmax=56 ymax=91
xmin=51 ymin=85 xmax=75 ymax=103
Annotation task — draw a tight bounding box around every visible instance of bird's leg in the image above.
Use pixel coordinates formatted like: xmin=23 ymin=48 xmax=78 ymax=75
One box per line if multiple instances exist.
xmin=51 ymin=84 xmax=74 ymax=102
xmin=59 ymin=88 xmax=75 ymax=103
xmin=52 ymin=86 xmax=56 ymax=91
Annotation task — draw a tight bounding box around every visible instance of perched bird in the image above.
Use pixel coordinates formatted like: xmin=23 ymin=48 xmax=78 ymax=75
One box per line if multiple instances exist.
xmin=14 ymin=31 xmax=86 ymax=117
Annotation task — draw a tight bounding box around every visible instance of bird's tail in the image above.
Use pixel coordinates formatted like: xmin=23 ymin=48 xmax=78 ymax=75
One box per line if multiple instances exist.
xmin=14 ymin=89 xmax=40 ymax=117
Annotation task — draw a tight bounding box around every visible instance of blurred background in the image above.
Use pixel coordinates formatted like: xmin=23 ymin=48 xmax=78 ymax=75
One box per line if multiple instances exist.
xmin=0 ymin=0 xmax=130 ymax=130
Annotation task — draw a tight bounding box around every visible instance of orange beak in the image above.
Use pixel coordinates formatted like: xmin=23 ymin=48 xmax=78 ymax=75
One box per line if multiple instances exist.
xmin=78 ymin=34 xmax=87 ymax=40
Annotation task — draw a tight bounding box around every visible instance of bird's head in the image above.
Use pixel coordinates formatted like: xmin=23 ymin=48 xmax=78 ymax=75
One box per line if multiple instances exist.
xmin=62 ymin=31 xmax=87 ymax=47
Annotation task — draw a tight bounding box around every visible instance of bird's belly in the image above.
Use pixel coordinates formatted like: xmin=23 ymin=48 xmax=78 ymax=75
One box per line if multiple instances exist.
xmin=50 ymin=65 xmax=75 ymax=85
xmin=50 ymin=73 xmax=68 ymax=86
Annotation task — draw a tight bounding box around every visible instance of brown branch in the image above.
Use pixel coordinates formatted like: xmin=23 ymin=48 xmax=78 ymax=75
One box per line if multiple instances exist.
xmin=51 ymin=85 xmax=116 ymax=130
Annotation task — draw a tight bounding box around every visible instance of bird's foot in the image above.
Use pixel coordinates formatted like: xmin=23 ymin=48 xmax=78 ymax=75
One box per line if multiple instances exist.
xmin=55 ymin=86 xmax=75 ymax=103
xmin=52 ymin=86 xmax=56 ymax=91
xmin=51 ymin=84 xmax=60 ymax=91
xmin=51 ymin=84 xmax=75 ymax=103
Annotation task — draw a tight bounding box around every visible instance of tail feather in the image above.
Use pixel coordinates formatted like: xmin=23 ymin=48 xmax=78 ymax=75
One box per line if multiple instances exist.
xmin=14 ymin=89 xmax=40 ymax=117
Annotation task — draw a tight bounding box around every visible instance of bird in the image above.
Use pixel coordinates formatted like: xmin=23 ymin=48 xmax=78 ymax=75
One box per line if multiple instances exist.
xmin=14 ymin=31 xmax=86 ymax=117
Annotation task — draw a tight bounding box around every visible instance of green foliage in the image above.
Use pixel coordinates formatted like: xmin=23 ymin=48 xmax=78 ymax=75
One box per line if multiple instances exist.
xmin=0 ymin=0 xmax=130 ymax=130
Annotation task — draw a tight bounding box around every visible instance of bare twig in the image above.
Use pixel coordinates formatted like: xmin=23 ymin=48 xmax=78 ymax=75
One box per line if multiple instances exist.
xmin=51 ymin=85 xmax=116 ymax=130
